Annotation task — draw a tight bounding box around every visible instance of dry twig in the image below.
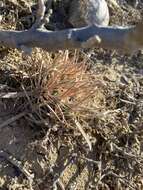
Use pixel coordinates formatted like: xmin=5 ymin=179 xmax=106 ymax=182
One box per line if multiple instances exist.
xmin=75 ymin=119 xmax=92 ymax=151
xmin=0 ymin=149 xmax=34 ymax=187
xmin=0 ymin=112 xmax=26 ymax=130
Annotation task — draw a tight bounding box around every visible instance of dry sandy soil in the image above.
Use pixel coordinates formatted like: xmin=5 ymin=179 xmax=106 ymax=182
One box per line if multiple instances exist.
xmin=0 ymin=0 xmax=143 ymax=190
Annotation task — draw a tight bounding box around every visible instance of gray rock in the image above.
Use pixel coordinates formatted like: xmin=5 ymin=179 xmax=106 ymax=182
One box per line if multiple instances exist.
xmin=118 ymin=0 xmax=139 ymax=7
xmin=68 ymin=0 xmax=110 ymax=27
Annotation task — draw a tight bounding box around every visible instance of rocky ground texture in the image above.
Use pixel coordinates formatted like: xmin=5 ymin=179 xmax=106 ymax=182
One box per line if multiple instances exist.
xmin=0 ymin=0 xmax=143 ymax=190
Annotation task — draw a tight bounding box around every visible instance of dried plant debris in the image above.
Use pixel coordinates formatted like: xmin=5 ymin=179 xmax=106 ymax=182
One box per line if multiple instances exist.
xmin=0 ymin=0 xmax=143 ymax=190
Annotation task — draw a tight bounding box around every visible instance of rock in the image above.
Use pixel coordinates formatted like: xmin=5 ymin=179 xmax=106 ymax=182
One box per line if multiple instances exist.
xmin=68 ymin=0 xmax=110 ymax=27
xmin=126 ymin=0 xmax=139 ymax=7
xmin=117 ymin=0 xmax=139 ymax=7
